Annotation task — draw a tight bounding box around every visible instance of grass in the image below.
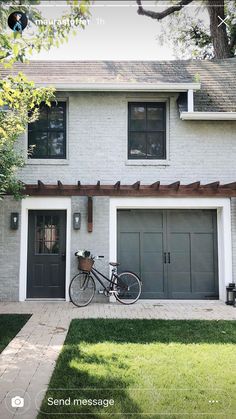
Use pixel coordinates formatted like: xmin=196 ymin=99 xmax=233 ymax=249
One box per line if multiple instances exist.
xmin=38 ymin=319 xmax=236 ymax=419
xmin=0 ymin=314 xmax=31 ymax=353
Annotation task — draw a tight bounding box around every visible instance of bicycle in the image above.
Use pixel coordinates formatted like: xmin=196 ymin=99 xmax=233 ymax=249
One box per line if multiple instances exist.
xmin=69 ymin=253 xmax=142 ymax=307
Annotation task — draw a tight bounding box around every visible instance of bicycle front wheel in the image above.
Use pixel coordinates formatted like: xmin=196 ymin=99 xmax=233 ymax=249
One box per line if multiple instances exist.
xmin=114 ymin=272 xmax=141 ymax=305
xmin=69 ymin=272 xmax=95 ymax=307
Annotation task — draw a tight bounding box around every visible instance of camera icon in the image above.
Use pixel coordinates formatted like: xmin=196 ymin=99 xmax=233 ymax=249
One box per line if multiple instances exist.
xmin=11 ymin=396 xmax=24 ymax=408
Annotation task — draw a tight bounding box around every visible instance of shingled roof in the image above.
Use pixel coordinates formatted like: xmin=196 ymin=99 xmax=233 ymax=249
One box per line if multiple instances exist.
xmin=1 ymin=58 xmax=236 ymax=112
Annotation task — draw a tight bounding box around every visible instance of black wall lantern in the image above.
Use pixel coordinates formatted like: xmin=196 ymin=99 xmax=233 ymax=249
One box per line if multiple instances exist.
xmin=226 ymin=283 xmax=235 ymax=305
xmin=10 ymin=212 xmax=19 ymax=230
xmin=73 ymin=212 xmax=81 ymax=230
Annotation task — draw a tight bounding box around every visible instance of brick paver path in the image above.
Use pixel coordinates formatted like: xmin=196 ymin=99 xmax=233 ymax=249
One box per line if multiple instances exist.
xmin=0 ymin=300 xmax=235 ymax=418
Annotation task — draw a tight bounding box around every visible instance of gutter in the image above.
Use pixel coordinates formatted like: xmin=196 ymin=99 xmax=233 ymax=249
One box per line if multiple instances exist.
xmin=180 ymin=112 xmax=236 ymax=121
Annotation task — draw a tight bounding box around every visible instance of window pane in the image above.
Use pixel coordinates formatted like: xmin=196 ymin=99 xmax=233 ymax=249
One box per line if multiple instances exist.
xmin=29 ymin=106 xmax=48 ymax=131
xmin=147 ymin=106 xmax=164 ymax=130
xmin=48 ymin=132 xmax=65 ymax=157
xmin=130 ymin=105 xmax=146 ymax=130
xmin=147 ymin=132 xmax=165 ymax=159
xmin=29 ymin=132 xmax=48 ymax=157
xmin=129 ymin=132 xmax=146 ymax=157
xmin=49 ymin=104 xmax=65 ymax=129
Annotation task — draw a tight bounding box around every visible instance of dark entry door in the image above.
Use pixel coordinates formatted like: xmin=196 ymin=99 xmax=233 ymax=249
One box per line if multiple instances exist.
xmin=117 ymin=209 xmax=218 ymax=299
xmin=27 ymin=210 xmax=66 ymax=298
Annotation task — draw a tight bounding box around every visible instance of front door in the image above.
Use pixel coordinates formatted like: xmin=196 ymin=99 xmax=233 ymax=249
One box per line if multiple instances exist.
xmin=27 ymin=210 xmax=66 ymax=298
xmin=117 ymin=209 xmax=218 ymax=299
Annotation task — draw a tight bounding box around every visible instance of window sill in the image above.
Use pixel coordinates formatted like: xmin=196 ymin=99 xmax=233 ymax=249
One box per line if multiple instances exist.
xmin=27 ymin=159 xmax=69 ymax=165
xmin=125 ymin=159 xmax=170 ymax=166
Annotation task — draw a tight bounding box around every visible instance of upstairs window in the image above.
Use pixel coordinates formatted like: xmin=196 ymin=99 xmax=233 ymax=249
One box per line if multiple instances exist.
xmin=128 ymin=102 xmax=166 ymax=160
xmin=28 ymin=101 xmax=66 ymax=159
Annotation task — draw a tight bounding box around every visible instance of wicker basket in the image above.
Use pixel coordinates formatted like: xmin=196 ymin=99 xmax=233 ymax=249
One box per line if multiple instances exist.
xmin=78 ymin=256 xmax=94 ymax=272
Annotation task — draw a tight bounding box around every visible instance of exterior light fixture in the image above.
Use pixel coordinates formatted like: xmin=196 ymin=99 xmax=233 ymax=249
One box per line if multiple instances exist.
xmin=226 ymin=283 xmax=235 ymax=305
xmin=10 ymin=212 xmax=19 ymax=230
xmin=73 ymin=213 xmax=81 ymax=230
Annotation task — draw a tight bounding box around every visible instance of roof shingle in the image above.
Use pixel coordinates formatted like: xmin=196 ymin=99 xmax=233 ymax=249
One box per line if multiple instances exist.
xmin=1 ymin=59 xmax=236 ymax=112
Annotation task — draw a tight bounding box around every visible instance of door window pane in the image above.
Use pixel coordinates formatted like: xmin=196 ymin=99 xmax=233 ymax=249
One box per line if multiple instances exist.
xmin=35 ymin=215 xmax=59 ymax=254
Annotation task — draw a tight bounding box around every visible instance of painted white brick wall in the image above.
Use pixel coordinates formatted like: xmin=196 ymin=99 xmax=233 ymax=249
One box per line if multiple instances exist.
xmin=0 ymin=197 xmax=21 ymax=300
xmin=18 ymin=92 xmax=236 ymax=185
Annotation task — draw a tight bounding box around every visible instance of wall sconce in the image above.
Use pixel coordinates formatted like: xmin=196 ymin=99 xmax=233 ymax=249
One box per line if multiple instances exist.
xmin=10 ymin=212 xmax=19 ymax=230
xmin=73 ymin=212 xmax=81 ymax=230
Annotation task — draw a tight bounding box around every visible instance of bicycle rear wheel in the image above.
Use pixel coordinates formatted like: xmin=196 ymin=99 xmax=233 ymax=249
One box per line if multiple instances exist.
xmin=69 ymin=272 xmax=95 ymax=307
xmin=114 ymin=271 xmax=141 ymax=305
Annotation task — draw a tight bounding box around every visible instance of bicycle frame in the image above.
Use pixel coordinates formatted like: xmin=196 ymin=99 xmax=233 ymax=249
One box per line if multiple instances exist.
xmin=89 ymin=266 xmax=118 ymax=293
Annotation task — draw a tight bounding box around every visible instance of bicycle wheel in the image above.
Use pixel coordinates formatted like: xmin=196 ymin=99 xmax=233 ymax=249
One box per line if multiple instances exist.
xmin=69 ymin=272 xmax=95 ymax=307
xmin=114 ymin=271 xmax=141 ymax=305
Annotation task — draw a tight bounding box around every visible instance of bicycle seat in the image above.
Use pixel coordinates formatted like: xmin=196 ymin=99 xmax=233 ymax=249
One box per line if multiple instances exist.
xmin=109 ymin=262 xmax=120 ymax=267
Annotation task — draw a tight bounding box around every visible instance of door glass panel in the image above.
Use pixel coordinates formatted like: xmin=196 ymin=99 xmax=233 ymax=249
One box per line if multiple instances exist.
xmin=35 ymin=215 xmax=59 ymax=254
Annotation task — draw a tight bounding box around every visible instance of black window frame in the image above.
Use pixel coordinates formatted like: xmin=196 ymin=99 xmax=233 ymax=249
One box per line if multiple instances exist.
xmin=128 ymin=102 xmax=166 ymax=160
xmin=28 ymin=101 xmax=67 ymax=160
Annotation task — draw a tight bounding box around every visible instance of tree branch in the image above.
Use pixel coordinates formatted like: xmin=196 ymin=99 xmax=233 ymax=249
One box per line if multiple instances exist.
xmin=136 ymin=0 xmax=194 ymax=20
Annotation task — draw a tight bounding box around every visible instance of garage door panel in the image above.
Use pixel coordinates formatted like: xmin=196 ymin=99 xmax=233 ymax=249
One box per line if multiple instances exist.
xmin=169 ymin=272 xmax=191 ymax=292
xmin=143 ymin=232 xmax=163 ymax=250
xmin=142 ymin=272 xmax=165 ymax=293
xmin=119 ymin=232 xmax=140 ymax=274
xmin=192 ymin=272 xmax=215 ymax=293
xmin=142 ymin=252 xmax=163 ymax=272
xmin=169 ymin=211 xmax=214 ymax=232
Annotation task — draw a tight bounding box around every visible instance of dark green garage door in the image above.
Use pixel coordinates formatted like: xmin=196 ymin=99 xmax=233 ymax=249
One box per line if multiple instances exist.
xmin=117 ymin=209 xmax=218 ymax=299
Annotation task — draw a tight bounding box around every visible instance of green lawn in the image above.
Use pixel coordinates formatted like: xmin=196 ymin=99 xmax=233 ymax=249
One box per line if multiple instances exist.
xmin=0 ymin=314 xmax=31 ymax=353
xmin=38 ymin=319 xmax=236 ymax=418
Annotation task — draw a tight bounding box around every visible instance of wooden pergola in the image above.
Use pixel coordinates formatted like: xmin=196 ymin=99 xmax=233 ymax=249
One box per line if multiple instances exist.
xmin=24 ymin=180 xmax=236 ymax=197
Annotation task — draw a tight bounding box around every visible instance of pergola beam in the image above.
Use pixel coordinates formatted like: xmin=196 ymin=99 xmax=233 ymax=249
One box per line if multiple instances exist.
xmin=23 ymin=180 xmax=236 ymax=197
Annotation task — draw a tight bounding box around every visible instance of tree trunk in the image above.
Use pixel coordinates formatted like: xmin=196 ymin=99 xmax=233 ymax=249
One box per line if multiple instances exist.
xmin=207 ymin=0 xmax=232 ymax=58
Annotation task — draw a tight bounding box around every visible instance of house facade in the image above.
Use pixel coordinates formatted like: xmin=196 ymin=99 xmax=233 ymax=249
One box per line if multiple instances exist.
xmin=1 ymin=59 xmax=236 ymax=302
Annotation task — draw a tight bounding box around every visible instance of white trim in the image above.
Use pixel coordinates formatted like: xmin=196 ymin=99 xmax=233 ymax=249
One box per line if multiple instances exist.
xmin=109 ymin=197 xmax=232 ymax=302
xmin=180 ymin=111 xmax=236 ymax=120
xmin=187 ymin=89 xmax=194 ymax=112
xmin=36 ymin=82 xmax=201 ymax=92
xmin=19 ymin=197 xmax=71 ymax=302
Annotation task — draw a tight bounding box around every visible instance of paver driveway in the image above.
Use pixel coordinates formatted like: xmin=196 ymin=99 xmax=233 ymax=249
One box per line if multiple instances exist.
xmin=0 ymin=300 xmax=235 ymax=418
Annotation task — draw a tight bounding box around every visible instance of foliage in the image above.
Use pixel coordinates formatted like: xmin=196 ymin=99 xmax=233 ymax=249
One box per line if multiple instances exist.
xmin=0 ymin=0 xmax=90 ymax=199
xmin=137 ymin=0 xmax=236 ymax=59
xmin=0 ymin=73 xmax=55 ymax=198
xmin=0 ymin=0 xmax=90 ymax=65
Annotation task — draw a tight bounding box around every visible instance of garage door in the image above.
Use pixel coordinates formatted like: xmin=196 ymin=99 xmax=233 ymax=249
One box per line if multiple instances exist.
xmin=117 ymin=209 xmax=218 ymax=299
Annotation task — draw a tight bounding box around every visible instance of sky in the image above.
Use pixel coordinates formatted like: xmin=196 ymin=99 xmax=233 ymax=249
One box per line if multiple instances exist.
xmin=8 ymin=1 xmax=210 ymax=61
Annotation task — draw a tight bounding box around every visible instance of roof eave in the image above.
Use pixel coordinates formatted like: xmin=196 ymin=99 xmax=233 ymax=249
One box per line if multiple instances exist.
xmin=180 ymin=112 xmax=236 ymax=121
xmin=36 ymin=82 xmax=201 ymax=92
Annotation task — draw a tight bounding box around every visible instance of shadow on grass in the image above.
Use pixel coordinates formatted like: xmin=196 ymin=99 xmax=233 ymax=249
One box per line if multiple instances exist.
xmin=66 ymin=319 xmax=236 ymax=345
xmin=0 ymin=314 xmax=31 ymax=353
